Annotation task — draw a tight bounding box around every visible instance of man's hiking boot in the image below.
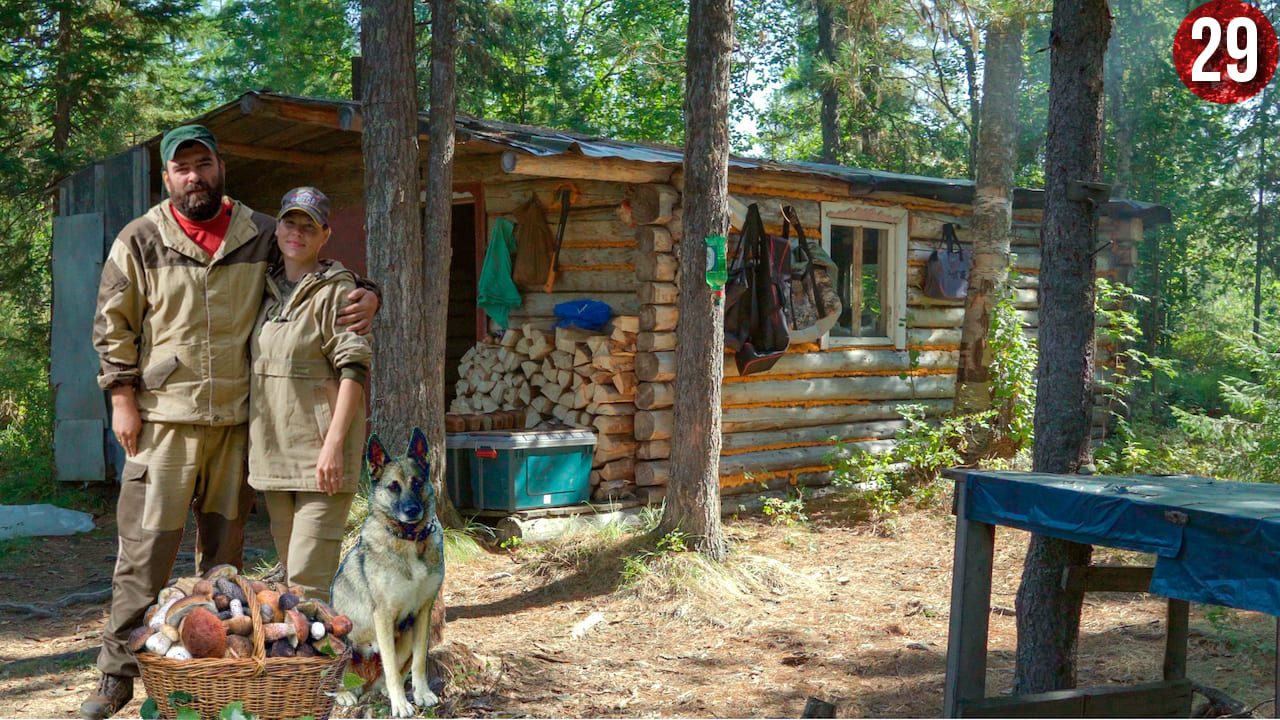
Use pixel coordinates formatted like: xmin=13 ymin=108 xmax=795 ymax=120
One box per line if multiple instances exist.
xmin=79 ymin=672 xmax=133 ymax=720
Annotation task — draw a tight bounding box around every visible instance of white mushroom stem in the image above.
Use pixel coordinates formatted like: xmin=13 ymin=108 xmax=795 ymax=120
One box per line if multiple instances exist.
xmin=144 ymin=633 xmax=173 ymax=655
xmin=310 ymin=622 xmax=325 ymax=640
xmin=229 ymin=599 xmax=244 ymax=617
xmin=164 ymin=645 xmax=192 ymax=660
xmin=149 ymin=596 xmax=182 ymax=630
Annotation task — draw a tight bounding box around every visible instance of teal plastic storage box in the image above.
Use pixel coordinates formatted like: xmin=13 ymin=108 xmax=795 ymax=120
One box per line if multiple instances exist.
xmin=467 ymin=430 xmax=597 ymax=511
xmin=444 ymin=434 xmax=474 ymax=509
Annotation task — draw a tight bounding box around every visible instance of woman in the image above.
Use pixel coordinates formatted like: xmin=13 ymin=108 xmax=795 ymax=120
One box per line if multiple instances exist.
xmin=248 ymin=186 xmax=371 ymax=601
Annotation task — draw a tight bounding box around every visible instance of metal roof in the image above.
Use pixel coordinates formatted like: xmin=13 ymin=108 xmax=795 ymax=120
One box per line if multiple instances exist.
xmin=135 ymin=92 xmax=1172 ymax=225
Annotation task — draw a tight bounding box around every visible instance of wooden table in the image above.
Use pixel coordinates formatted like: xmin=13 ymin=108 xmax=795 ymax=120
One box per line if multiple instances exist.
xmin=943 ymin=470 xmax=1280 ymax=718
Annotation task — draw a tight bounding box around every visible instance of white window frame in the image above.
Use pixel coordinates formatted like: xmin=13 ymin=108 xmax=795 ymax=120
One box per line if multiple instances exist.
xmin=819 ymin=201 xmax=908 ymax=349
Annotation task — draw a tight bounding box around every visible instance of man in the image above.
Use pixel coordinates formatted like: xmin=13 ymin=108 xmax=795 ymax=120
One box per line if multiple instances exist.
xmin=81 ymin=125 xmax=379 ymax=720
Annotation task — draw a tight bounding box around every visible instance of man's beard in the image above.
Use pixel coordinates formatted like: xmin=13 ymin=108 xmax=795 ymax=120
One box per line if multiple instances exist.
xmin=170 ymin=172 xmax=225 ymax=221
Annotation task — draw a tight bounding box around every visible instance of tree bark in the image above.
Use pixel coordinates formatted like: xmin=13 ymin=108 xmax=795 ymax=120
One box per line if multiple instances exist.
xmin=362 ymin=0 xmax=426 ymax=457
xmin=816 ymin=0 xmax=842 ymax=164
xmin=955 ymin=14 xmax=1023 ymax=458
xmin=1014 ymin=0 xmax=1110 ymax=695
xmin=655 ymin=0 xmax=732 ymax=561
xmin=425 ymin=0 xmax=464 ymax=533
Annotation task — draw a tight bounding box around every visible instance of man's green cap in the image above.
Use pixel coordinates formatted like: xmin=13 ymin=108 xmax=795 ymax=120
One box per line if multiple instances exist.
xmin=160 ymin=125 xmax=218 ymax=162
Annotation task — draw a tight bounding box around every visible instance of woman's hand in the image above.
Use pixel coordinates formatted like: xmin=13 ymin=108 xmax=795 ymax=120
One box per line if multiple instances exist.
xmin=316 ymin=441 xmax=344 ymax=495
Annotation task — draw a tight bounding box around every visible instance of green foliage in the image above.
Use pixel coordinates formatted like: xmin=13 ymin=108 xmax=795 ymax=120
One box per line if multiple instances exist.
xmin=1094 ymin=278 xmax=1176 ymax=438
xmin=761 ymin=491 xmax=807 ymax=526
xmin=986 ymin=270 xmax=1038 ymax=453
xmin=620 ymin=529 xmax=690 ymax=582
xmin=1167 ymin=323 xmax=1280 ymax=484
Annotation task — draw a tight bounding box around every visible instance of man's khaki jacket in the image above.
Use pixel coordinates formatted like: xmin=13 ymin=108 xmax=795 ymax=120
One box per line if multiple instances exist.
xmin=94 ymin=197 xmax=275 ymax=426
xmin=248 ymin=262 xmax=371 ymax=491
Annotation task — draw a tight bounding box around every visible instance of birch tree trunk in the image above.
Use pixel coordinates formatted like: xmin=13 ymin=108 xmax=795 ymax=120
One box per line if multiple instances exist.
xmin=363 ymin=0 xmax=426 ymax=452
xmin=955 ymin=14 xmax=1023 ymax=459
xmin=1014 ymin=0 xmax=1110 ymax=695
xmin=655 ymin=0 xmax=732 ymax=561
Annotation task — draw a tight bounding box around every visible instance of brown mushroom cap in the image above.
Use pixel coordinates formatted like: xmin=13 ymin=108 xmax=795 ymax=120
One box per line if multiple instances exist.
xmin=327 ymin=615 xmax=353 ymax=638
xmin=213 ymin=594 xmax=231 ymax=612
xmin=156 ymin=585 xmax=186 ymax=607
xmin=202 ymin=564 xmax=238 ymax=581
xmin=223 ymin=615 xmax=253 ymax=636
xmin=127 ymin=626 xmax=155 ymax=653
xmin=249 ymin=580 xmax=269 ymax=594
xmin=278 ymin=592 xmax=301 ymax=612
xmin=173 ymin=577 xmax=200 ymax=596
xmin=165 ymin=595 xmax=217 ymax=629
xmin=224 ymin=634 xmax=254 ymax=659
xmin=269 ymin=638 xmax=296 ymax=657
xmin=191 ymin=580 xmax=214 ymax=598
xmin=287 ymin=609 xmax=310 ymax=643
xmin=179 ymin=607 xmax=227 ymax=659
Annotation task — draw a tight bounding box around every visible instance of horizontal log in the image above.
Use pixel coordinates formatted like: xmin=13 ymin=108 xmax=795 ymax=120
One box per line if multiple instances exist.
xmin=906 ymin=264 xmax=1039 ymax=291
xmin=508 ymin=292 xmax=640 ymax=321
xmin=482 ymin=179 xmax=627 ymax=215
xmin=909 ymin=246 xmax=1041 ymax=272
xmin=721 ymin=398 xmax=953 ymax=433
xmin=718 ymin=442 xmax=893 ymax=476
xmin=502 ymin=149 xmax=674 ymax=184
xmin=1061 ymin=564 xmax=1154 ymax=593
xmin=597 ymin=432 xmax=637 ymax=453
xmin=637 ymin=331 xmax=677 ymax=352
xmin=634 ymin=409 xmax=672 ymax=441
xmin=612 ymin=315 xmax=639 ymax=334
xmin=636 ymin=381 xmax=674 ymax=410
xmin=588 ymin=401 xmax=636 ymax=416
xmin=636 ymin=460 xmax=669 ymax=487
xmin=599 ymin=457 xmax=636 ymax=482
xmin=630 ymin=184 xmax=679 ymax=225
xmin=724 ymin=348 xmax=956 ymax=379
xmin=721 ymin=419 xmax=906 ymax=452
xmin=907 ymin=307 xmax=1037 ymax=328
xmin=550 ymin=269 xmax=638 ymax=294
xmin=636 ymin=225 xmax=673 ymax=254
xmin=636 ymin=351 xmax=676 ymax=382
xmin=907 ymin=327 xmax=962 ymax=347
xmin=639 ymin=282 xmax=679 ymax=305
xmin=593 ymin=384 xmax=632 ymax=404
xmin=594 ymin=439 xmax=638 ymax=464
xmin=640 ymin=304 xmax=679 ymax=331
xmin=555 ymin=245 xmax=637 ymax=268
xmin=594 ymin=414 xmax=634 ymax=434
xmin=727 ymin=194 xmax=821 ymax=233
xmin=637 ymin=439 xmax=671 ymax=460
xmin=906 ymin=286 xmax=1038 ymax=309
xmin=721 ymin=374 xmax=955 ymax=406
xmin=636 ymin=252 xmax=679 ymax=282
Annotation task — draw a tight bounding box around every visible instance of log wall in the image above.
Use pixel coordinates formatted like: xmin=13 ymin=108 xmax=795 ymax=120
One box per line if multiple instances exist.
xmin=466 ymin=168 xmax=1142 ymax=506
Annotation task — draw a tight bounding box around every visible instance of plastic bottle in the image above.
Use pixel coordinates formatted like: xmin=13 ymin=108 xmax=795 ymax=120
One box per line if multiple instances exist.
xmin=704 ymin=235 xmax=728 ymax=290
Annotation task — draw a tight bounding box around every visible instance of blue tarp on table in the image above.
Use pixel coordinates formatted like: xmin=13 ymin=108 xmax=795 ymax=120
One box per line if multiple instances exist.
xmin=960 ymin=471 xmax=1280 ymax=616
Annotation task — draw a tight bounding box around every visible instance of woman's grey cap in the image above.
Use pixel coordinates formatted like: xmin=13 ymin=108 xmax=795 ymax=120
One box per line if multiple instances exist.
xmin=160 ymin=125 xmax=218 ymax=162
xmin=277 ymin=186 xmax=330 ymax=226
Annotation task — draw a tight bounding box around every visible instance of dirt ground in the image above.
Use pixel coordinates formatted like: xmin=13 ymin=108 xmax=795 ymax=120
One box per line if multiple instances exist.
xmin=0 ymin=493 xmax=1276 ymax=719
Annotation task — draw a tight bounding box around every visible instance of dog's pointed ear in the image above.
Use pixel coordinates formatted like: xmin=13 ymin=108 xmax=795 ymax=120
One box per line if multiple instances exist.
xmin=366 ymin=434 xmax=390 ymax=482
xmin=407 ymin=426 xmax=430 ymax=474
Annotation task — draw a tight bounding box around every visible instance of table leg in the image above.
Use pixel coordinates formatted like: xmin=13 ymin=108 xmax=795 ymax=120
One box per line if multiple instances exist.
xmin=944 ymin=475 xmax=996 ymax=718
xmin=1162 ymin=599 xmax=1188 ymax=681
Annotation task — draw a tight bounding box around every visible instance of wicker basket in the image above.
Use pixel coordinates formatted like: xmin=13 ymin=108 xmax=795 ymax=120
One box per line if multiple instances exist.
xmin=136 ymin=578 xmax=351 ymax=720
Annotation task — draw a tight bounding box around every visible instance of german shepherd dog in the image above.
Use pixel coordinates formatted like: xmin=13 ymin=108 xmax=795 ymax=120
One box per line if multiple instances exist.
xmin=331 ymin=427 xmax=444 ymax=717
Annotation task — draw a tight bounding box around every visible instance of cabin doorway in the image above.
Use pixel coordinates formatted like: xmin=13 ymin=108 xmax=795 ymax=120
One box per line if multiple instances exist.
xmin=446 ymin=190 xmax=483 ymax=400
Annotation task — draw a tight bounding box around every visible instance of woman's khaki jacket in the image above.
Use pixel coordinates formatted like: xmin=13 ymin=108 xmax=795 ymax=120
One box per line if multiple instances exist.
xmin=248 ymin=261 xmax=371 ymax=492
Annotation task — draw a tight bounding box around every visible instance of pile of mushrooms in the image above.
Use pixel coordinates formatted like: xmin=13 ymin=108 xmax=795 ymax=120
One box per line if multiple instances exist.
xmin=129 ymin=564 xmax=353 ymax=660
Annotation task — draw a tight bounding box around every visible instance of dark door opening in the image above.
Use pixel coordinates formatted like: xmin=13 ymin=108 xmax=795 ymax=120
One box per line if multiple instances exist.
xmin=446 ymin=199 xmax=480 ymax=401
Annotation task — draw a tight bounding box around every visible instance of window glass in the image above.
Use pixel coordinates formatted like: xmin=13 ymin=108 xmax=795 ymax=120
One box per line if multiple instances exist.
xmin=830 ymin=225 xmax=887 ymax=338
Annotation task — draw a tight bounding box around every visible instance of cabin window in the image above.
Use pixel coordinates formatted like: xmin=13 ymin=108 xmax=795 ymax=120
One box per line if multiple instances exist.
xmin=820 ymin=201 xmax=907 ymax=349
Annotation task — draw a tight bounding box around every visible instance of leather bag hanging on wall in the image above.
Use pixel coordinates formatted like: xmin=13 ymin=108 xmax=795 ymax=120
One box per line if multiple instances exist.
xmin=782 ymin=205 xmax=842 ymax=344
xmin=922 ymin=222 xmax=971 ymax=300
xmin=724 ymin=203 xmax=791 ymax=375
xmin=511 ymin=196 xmax=556 ymax=288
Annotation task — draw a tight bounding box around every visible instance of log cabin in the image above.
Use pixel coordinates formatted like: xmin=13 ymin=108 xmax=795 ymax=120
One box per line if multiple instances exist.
xmin=53 ymin=91 xmax=1170 ymax=506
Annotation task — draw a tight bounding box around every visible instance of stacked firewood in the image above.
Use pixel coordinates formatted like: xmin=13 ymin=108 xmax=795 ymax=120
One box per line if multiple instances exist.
xmin=447 ymin=317 xmax=641 ymax=501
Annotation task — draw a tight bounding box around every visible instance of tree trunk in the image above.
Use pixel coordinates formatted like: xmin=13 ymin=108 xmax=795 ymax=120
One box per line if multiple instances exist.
xmin=1255 ymin=91 xmax=1268 ymax=338
xmin=1014 ymin=0 xmax=1110 ymax=695
xmin=362 ymin=0 xmax=426 ymax=457
xmin=655 ymin=0 xmax=731 ymax=561
xmin=955 ymin=15 xmax=1023 ymax=459
xmin=816 ymin=0 xmax=842 ymax=164
xmin=954 ymin=29 xmax=980 ymax=180
xmin=425 ymin=0 xmax=464 ymax=534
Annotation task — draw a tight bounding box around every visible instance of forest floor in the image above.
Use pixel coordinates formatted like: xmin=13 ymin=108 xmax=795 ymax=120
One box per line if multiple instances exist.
xmin=0 ymin=492 xmax=1276 ymax=718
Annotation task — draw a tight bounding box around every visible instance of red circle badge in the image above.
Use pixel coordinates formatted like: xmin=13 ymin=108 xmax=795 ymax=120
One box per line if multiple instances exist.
xmin=1173 ymin=0 xmax=1278 ymax=104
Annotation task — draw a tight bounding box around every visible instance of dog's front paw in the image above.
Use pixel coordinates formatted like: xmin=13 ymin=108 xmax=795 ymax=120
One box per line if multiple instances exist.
xmin=413 ymin=685 xmax=440 ymax=708
xmin=390 ymin=695 xmax=416 ymax=718
xmin=334 ymin=690 xmax=359 ymax=707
